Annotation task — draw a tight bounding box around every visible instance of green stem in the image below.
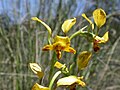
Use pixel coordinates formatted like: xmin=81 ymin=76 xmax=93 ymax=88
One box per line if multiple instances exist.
xmin=96 ymin=27 xmax=100 ymax=36
xmin=48 ymin=52 xmax=56 ymax=83
xmin=70 ymin=26 xmax=87 ymax=40
xmin=49 ymin=71 xmax=61 ymax=90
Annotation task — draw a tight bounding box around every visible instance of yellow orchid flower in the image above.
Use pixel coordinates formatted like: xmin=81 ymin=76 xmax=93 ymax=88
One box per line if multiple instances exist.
xmin=57 ymin=76 xmax=86 ymax=89
xmin=93 ymin=8 xmax=106 ymax=28
xmin=62 ymin=18 xmax=76 ymax=33
xmin=42 ymin=35 xmax=76 ymax=59
xmin=29 ymin=63 xmax=44 ymax=78
xmin=77 ymin=51 xmax=92 ymax=70
xmin=82 ymin=8 xmax=106 ymax=29
xmin=32 ymin=83 xmax=49 ymax=90
xmin=93 ymin=31 xmax=109 ymax=52
xmin=32 ymin=17 xmax=76 ymax=59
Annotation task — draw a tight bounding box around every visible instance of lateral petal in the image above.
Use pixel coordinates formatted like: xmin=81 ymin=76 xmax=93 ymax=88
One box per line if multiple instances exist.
xmin=77 ymin=51 xmax=92 ymax=70
xmin=82 ymin=13 xmax=94 ymax=30
xmin=62 ymin=18 xmax=76 ymax=33
xmin=63 ymin=47 xmax=76 ymax=54
xmin=32 ymin=17 xmax=52 ymax=35
xmin=29 ymin=63 xmax=44 ymax=78
xmin=93 ymin=8 xmax=106 ymax=28
xmin=32 ymin=83 xmax=49 ymax=90
xmin=57 ymin=76 xmax=86 ymax=87
xmin=42 ymin=45 xmax=53 ymax=51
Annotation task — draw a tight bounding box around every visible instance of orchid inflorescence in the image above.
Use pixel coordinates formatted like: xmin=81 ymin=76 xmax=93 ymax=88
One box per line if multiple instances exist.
xmin=29 ymin=8 xmax=109 ymax=90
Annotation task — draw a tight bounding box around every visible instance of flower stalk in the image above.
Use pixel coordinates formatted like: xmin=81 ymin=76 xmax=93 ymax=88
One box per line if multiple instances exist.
xmin=70 ymin=26 xmax=88 ymax=40
xmin=49 ymin=71 xmax=61 ymax=90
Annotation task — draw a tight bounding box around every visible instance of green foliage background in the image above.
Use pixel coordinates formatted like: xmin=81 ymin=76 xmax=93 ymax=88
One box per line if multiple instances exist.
xmin=0 ymin=0 xmax=120 ymax=90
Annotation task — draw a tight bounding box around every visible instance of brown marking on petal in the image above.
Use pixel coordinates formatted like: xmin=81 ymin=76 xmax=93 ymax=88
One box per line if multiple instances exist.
xmin=70 ymin=84 xmax=76 ymax=90
xmin=94 ymin=47 xmax=100 ymax=52
xmin=100 ymin=10 xmax=106 ymax=18
xmin=93 ymin=41 xmax=100 ymax=52
xmin=56 ymin=50 xmax=62 ymax=60
xmin=42 ymin=48 xmax=50 ymax=51
xmin=42 ymin=45 xmax=53 ymax=51
xmin=42 ymin=48 xmax=49 ymax=51
xmin=70 ymin=49 xmax=76 ymax=54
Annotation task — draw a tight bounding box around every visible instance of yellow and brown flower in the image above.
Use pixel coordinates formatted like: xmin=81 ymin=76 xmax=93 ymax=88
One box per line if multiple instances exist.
xmin=42 ymin=36 xmax=76 ymax=59
xmin=93 ymin=31 xmax=109 ymax=52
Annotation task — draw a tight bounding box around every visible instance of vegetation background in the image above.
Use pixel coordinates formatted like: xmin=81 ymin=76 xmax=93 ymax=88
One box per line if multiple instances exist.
xmin=0 ymin=0 xmax=120 ymax=90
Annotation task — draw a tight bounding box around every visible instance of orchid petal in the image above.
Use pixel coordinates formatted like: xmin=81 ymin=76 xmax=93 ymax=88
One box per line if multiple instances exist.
xmin=29 ymin=63 xmax=44 ymax=78
xmin=82 ymin=14 xmax=94 ymax=30
xmin=32 ymin=83 xmax=49 ymax=90
xmin=57 ymin=76 xmax=86 ymax=87
xmin=62 ymin=18 xmax=76 ymax=33
xmin=32 ymin=17 xmax=52 ymax=36
xmin=77 ymin=51 xmax=92 ymax=70
xmin=93 ymin=8 xmax=106 ymax=28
